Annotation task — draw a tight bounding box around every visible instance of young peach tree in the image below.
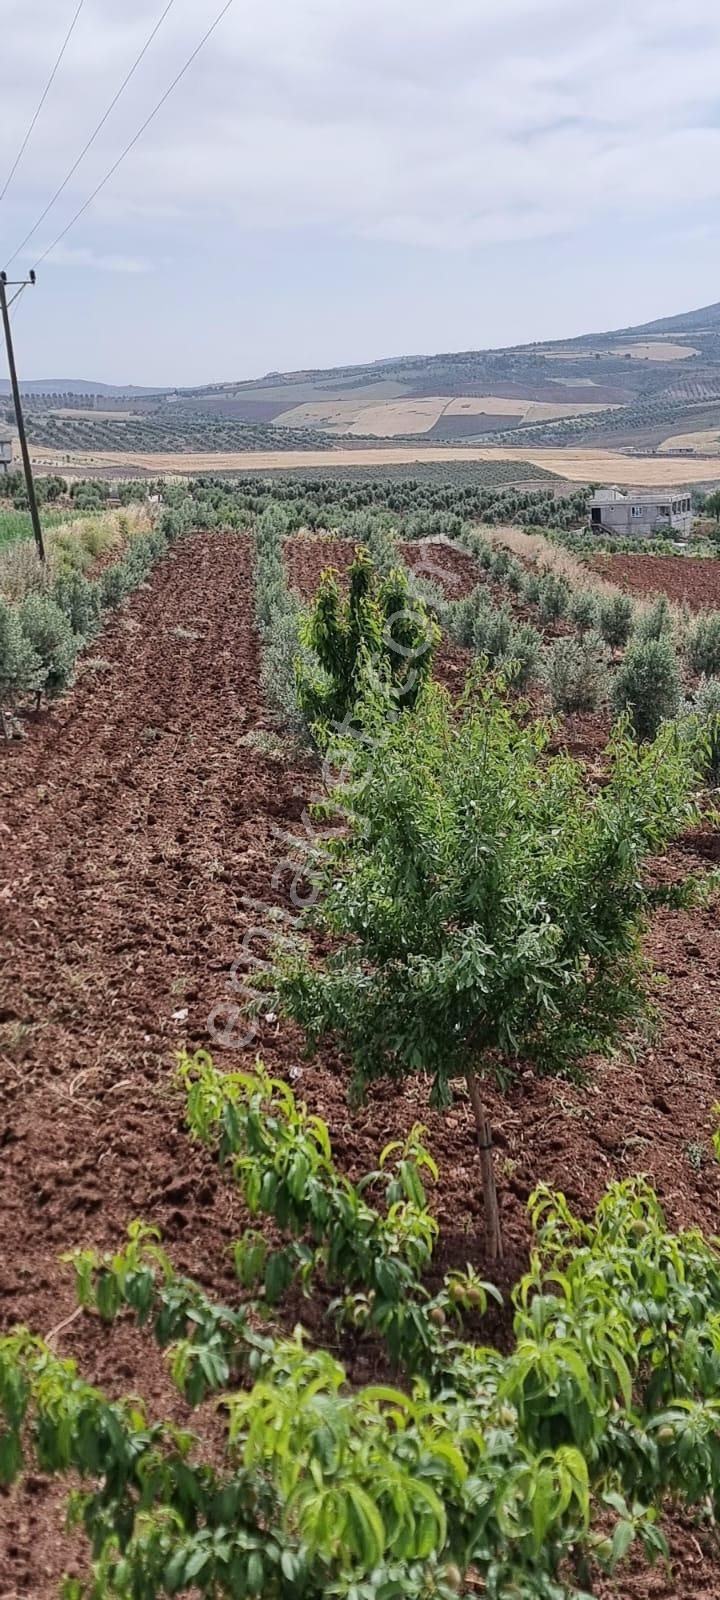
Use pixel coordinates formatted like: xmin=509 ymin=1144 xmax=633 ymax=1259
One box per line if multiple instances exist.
xmin=269 ymin=675 xmax=700 ymax=1261
xmin=295 ymin=546 xmax=439 ymax=740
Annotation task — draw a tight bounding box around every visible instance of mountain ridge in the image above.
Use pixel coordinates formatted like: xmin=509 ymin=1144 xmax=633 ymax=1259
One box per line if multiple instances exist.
xmin=5 ymin=300 xmax=720 ymax=396
xmin=7 ymin=299 xmax=720 ymax=459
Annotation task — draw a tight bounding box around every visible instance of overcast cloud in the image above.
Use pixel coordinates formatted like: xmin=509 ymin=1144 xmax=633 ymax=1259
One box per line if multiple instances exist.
xmin=2 ymin=0 xmax=720 ymax=382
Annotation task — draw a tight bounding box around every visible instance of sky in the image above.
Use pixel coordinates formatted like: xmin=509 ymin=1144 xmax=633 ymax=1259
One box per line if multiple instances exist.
xmin=2 ymin=0 xmax=720 ymax=386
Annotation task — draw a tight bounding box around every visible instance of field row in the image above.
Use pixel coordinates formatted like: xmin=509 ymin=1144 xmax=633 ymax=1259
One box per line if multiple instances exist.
xmin=2 ymin=525 xmax=720 ymax=1594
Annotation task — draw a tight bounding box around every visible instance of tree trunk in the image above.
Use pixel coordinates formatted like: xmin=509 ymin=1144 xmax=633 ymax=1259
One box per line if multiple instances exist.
xmin=466 ymin=1067 xmax=503 ymax=1262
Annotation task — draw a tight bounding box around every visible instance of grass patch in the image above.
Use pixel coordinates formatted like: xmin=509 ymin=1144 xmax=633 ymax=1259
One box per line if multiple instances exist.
xmin=0 ymin=505 xmax=93 ymax=548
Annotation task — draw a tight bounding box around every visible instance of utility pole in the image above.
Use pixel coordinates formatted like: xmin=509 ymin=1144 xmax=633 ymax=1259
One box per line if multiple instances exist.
xmin=0 ymin=269 xmax=45 ymax=563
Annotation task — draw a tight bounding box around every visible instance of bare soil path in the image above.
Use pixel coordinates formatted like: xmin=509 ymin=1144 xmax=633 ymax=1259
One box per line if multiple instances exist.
xmin=1 ymin=531 xmax=719 ymax=1596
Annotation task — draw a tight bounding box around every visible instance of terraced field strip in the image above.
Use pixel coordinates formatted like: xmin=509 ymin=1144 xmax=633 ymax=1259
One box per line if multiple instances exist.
xmin=29 ymin=443 xmax=720 ymax=485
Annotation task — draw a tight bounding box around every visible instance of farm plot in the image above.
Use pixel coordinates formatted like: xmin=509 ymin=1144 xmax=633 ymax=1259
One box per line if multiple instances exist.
xmin=2 ymin=531 xmax=720 ymax=1596
xmin=590 ymin=551 xmax=720 ymax=610
xmin=28 ymin=441 xmax=720 ymax=486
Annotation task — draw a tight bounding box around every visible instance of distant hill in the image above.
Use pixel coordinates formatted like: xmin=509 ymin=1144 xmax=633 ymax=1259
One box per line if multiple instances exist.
xmin=11 ymin=301 xmax=720 ymax=459
xmin=142 ymin=298 xmax=720 ymax=455
xmin=629 ymin=301 xmax=720 ymax=336
xmin=0 ymin=379 xmax=169 ymax=397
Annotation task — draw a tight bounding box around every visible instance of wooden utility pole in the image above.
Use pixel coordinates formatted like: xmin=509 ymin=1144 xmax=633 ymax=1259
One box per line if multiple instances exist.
xmin=0 ymin=269 xmax=45 ymax=563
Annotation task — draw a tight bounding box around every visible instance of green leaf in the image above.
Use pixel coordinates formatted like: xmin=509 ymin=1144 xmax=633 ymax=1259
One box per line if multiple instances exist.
xmin=610 ymin=1519 xmax=635 ymax=1568
xmin=247 ymin=1551 xmax=264 ymax=1593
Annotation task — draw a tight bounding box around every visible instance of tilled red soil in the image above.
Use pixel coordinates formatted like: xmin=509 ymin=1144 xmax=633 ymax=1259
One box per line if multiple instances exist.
xmin=1 ymin=531 xmax=720 ymax=1597
xmin=590 ymin=551 xmax=720 ymax=611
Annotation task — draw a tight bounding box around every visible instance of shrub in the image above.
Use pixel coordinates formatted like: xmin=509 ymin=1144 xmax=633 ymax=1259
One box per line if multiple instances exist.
xmin=681 ymin=675 xmax=720 ymax=785
xmin=489 ymin=547 xmax=512 ymax=580
xmin=0 ymin=596 xmax=42 ymax=718
xmin=445 ymin=590 xmax=540 ymax=686
xmin=99 ymin=562 xmax=128 ymax=609
xmin=52 ymin=570 xmax=101 ymax=640
xmin=0 ymin=536 xmax=50 ymax=603
xmin=357 ymin=515 xmax=399 ymax=574
xmin=569 ymin=591 xmax=599 ymax=634
xmin=636 ymin=595 xmax=673 ymax=642
xmin=503 ymin=621 xmax=541 ymax=687
xmin=261 ymin=603 xmax=316 ymax=736
xmin=546 ymin=633 xmax=608 ymax=712
xmin=537 ymin=571 xmax=570 ymax=622
xmin=611 ymin=635 xmax=682 ymax=741
xmin=52 ymin=528 xmax=91 ymax=574
xmin=77 ymin=519 xmax=112 ymax=559
xmin=473 ymin=602 xmax=512 ymax=661
xmin=505 ymin=559 xmax=524 ymax=593
xmin=599 ymin=594 xmax=635 ymax=649
xmin=120 ymin=533 xmax=160 ymax=586
xmin=521 ymin=570 xmax=541 ymax=605
xmin=476 ymin=541 xmax=494 ymax=571
xmin=256 ymin=565 xmax=290 ymax=632
xmin=444 ymin=586 xmax=488 ymax=646
xmin=146 ymin=528 xmax=167 ymax=561
xmin=686 ymin=610 xmax=720 ymax=677
xmin=267 ymin=678 xmax=699 ymax=1259
xmin=252 ymin=505 xmax=311 ymax=734
xmin=18 ymin=592 xmax=77 ymax=699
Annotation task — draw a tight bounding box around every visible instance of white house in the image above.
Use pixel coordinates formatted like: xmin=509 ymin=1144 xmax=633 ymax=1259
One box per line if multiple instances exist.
xmin=590 ymin=486 xmax=692 ymax=539
xmin=0 ymin=433 xmax=13 ymax=476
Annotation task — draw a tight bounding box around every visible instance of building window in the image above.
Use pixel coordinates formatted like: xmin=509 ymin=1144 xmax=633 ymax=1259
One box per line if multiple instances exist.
xmin=631 ymin=505 xmax=644 ymax=517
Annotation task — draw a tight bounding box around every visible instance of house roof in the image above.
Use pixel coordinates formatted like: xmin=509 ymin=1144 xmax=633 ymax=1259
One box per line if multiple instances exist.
xmin=591 ymin=487 xmax=686 ymax=506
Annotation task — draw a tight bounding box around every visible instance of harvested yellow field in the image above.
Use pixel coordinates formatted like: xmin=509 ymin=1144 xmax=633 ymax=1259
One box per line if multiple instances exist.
xmin=444 ymin=397 xmax=617 ymax=422
xmin=275 ymin=398 xmax=448 ymax=435
xmin=659 ymin=428 xmax=720 ymax=455
xmin=276 ymin=393 xmax=618 ymax=436
xmin=546 ymin=341 xmax=698 ymax=362
xmin=612 ymin=342 xmax=699 ymax=361
xmin=30 ymin=442 xmax=720 ymax=486
xmin=348 ymin=399 xmax=448 ymax=435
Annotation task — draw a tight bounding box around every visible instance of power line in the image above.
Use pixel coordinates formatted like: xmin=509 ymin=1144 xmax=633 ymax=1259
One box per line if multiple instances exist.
xmin=5 ymin=0 xmax=180 ymax=271
xmin=31 ymin=0 xmax=236 ymax=273
xmin=0 ymin=0 xmax=87 ymax=207
xmin=0 ymin=272 xmax=46 ymax=562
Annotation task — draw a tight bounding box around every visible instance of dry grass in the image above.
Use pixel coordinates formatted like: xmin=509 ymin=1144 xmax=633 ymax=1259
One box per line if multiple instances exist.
xmin=28 ymin=443 xmax=720 ymax=487
xmin=484 ymin=526 xmax=623 ymax=601
xmin=483 ymin=525 xmax=686 ymax=634
xmin=0 ymin=504 xmax=152 ymax=601
xmin=659 ymin=429 xmax=720 ymax=456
